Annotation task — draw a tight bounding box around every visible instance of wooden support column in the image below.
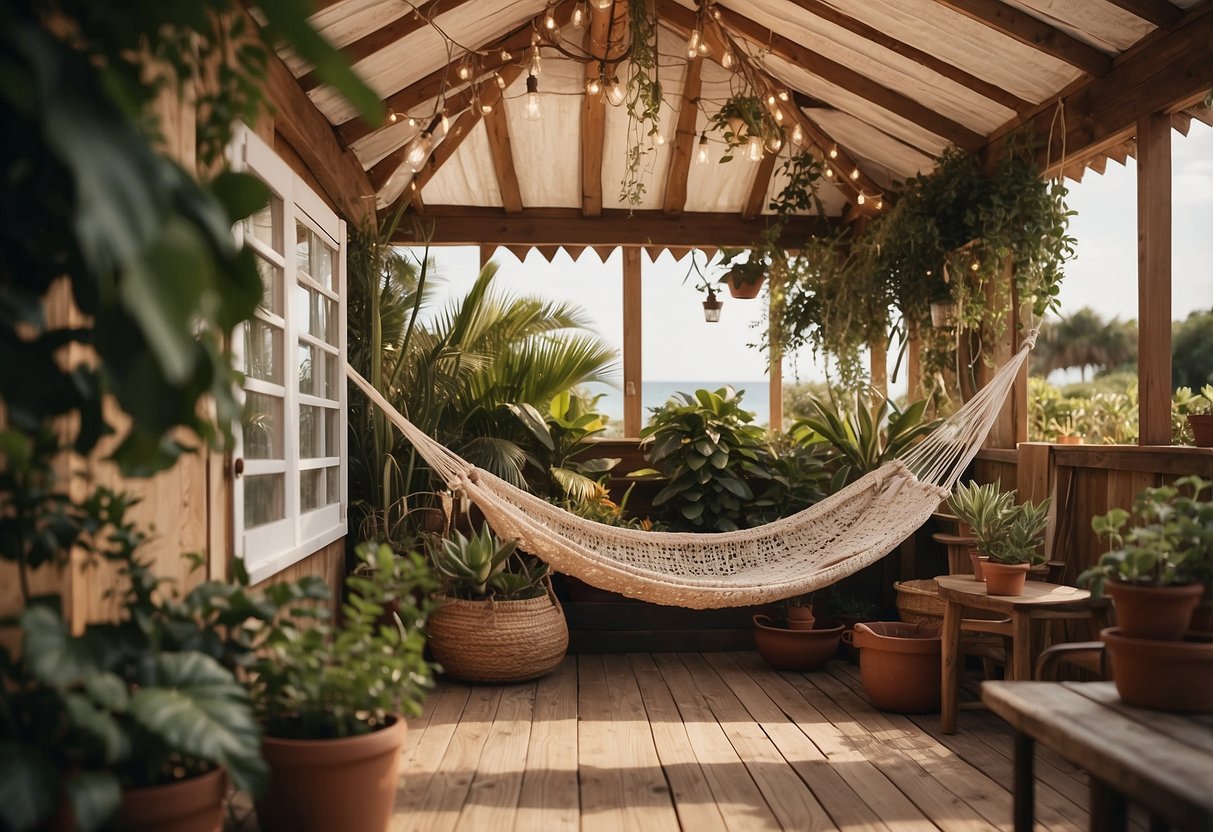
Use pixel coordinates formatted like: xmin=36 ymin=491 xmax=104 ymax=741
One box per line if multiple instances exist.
xmin=622 ymin=247 xmax=643 ymax=437
xmin=479 ymin=245 xmax=495 ymax=269
xmin=870 ymin=341 xmax=888 ymax=399
xmin=907 ymin=324 xmax=923 ymax=401
xmin=769 ymin=273 xmax=783 ymax=433
xmin=1136 ymin=112 xmax=1172 ymax=446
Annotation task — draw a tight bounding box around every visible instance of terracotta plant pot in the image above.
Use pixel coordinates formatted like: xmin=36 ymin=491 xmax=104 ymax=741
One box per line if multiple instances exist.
xmin=753 ymin=615 xmax=843 ymax=671
xmin=786 ymin=605 xmax=816 ymax=631
xmin=725 ymin=270 xmax=765 ymax=299
xmin=848 ymin=621 xmax=941 ymax=713
xmin=257 ymin=716 xmax=407 ymax=832
xmin=1105 ymin=581 xmax=1204 ymax=640
xmin=1102 ymin=627 xmax=1213 ymax=713
xmin=119 ymin=767 xmax=226 ymax=832
xmin=1192 ymin=591 xmax=1213 ymax=634
xmin=1055 ymin=435 xmax=1084 ymax=445
xmin=1189 ymin=413 xmax=1213 ymax=447
xmin=970 ymin=552 xmax=988 ymax=581
xmin=982 ymin=560 xmax=1031 ymax=595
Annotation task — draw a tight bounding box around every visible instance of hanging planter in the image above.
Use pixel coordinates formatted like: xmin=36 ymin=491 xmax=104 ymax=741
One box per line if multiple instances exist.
xmin=929 ymin=299 xmax=957 ymax=328
xmin=723 ymin=265 xmax=767 ymax=299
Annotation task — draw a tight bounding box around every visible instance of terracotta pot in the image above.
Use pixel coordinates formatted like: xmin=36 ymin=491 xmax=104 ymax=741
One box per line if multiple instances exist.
xmin=753 ymin=615 xmax=843 ymax=671
xmin=970 ymin=552 xmax=988 ymax=581
xmin=257 ymin=716 xmax=406 ymax=832
xmin=786 ymin=606 xmax=816 ymax=631
xmin=1102 ymin=627 xmax=1213 ymax=713
xmin=1106 ymin=581 xmax=1204 ymax=640
xmin=983 ymin=561 xmax=1030 ymax=595
xmin=725 ymin=270 xmax=765 ymax=299
xmin=848 ymin=621 xmax=941 ymax=713
xmin=1055 ymin=435 xmax=1084 ymax=445
xmin=119 ymin=767 xmax=226 ymax=832
xmin=1189 ymin=414 xmax=1213 ymax=447
xmin=1192 ymin=590 xmax=1213 ymax=634
xmin=929 ymin=300 xmax=956 ymax=328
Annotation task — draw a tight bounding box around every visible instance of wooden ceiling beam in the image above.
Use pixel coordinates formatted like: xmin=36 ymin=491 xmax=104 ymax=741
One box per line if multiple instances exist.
xmin=742 ymin=149 xmax=779 ymax=220
xmin=663 ymin=1 xmax=985 ymax=150
xmin=297 ymin=0 xmax=477 ymax=93
xmin=783 ymin=0 xmax=1030 ymax=113
xmin=984 ymin=5 xmax=1213 ymax=174
xmin=662 ymin=55 xmax=703 ymax=216
xmin=1102 ymin=0 xmax=1183 ymax=29
xmin=928 ymin=0 xmax=1112 ymax=76
xmin=389 ymin=206 xmax=841 ymax=247
xmin=483 ymin=94 xmax=524 ymax=213
xmin=582 ymin=1 xmax=627 ymax=216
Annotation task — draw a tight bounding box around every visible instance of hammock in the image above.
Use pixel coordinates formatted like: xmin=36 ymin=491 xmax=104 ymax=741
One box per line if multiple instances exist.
xmin=348 ymin=331 xmax=1036 ymax=609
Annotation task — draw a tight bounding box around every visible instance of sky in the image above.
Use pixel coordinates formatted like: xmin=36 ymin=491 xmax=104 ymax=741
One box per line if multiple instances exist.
xmin=409 ymin=122 xmax=1213 ymax=388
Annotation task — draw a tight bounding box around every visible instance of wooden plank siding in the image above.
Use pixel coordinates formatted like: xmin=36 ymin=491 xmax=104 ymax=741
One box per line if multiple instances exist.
xmin=398 ymin=653 xmax=1098 ymax=831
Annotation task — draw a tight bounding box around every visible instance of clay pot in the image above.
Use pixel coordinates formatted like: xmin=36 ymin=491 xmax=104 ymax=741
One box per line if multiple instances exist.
xmin=1189 ymin=414 xmax=1213 ymax=447
xmin=970 ymin=552 xmax=988 ymax=581
xmin=1192 ymin=591 xmax=1213 ymax=634
xmin=753 ymin=615 xmax=843 ymax=671
xmin=119 ymin=767 xmax=226 ymax=832
xmin=1105 ymin=581 xmax=1204 ymax=640
xmin=848 ymin=621 xmax=941 ymax=713
xmin=257 ymin=716 xmax=407 ymax=832
xmin=1102 ymin=627 xmax=1213 ymax=713
xmin=786 ymin=605 xmax=816 ymax=631
xmin=1055 ymin=435 xmax=1083 ymax=445
xmin=929 ymin=300 xmax=956 ymax=328
xmin=725 ymin=270 xmax=765 ymax=299
xmin=983 ymin=561 xmax=1031 ymax=596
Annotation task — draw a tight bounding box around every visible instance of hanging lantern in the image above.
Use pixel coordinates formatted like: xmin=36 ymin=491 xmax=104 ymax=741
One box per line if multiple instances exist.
xmin=703 ymin=288 xmax=723 ymax=323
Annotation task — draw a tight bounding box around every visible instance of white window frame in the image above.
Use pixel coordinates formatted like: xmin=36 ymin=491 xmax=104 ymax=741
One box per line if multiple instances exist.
xmin=230 ymin=125 xmax=348 ymax=584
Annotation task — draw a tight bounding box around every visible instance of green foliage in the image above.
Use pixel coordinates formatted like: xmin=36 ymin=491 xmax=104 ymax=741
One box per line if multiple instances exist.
xmin=1031 ymin=307 xmax=1137 ymax=380
xmin=638 ymin=387 xmax=772 ymax=532
xmin=708 ymin=95 xmax=778 ymax=162
xmin=1079 ymin=477 xmax=1213 ymax=595
xmin=742 ymin=436 xmax=830 ymax=528
xmin=429 ymin=527 xmax=549 ymax=601
xmin=949 ymin=481 xmax=1048 ymax=565
xmin=251 ymin=542 xmax=437 ymax=740
xmin=1173 ymin=308 xmax=1213 ymax=389
xmin=1028 ymin=375 xmax=1209 ymax=446
xmin=515 ymin=388 xmax=620 ymax=506
xmin=619 ymin=0 xmax=662 ymax=207
xmin=790 ymin=391 xmax=938 ymax=491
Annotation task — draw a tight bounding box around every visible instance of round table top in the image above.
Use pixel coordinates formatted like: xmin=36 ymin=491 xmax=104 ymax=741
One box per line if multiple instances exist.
xmin=935 ymin=574 xmax=1091 ymax=606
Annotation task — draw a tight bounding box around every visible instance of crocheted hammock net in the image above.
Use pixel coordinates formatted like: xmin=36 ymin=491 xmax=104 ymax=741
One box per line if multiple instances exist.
xmin=349 ymin=332 xmax=1035 ymax=609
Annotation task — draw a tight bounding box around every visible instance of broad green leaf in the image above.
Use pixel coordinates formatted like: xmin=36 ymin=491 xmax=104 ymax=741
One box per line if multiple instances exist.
xmin=21 ymin=606 xmax=99 ymax=690
xmin=0 ymin=741 xmax=58 ymax=832
xmin=83 ymin=671 xmax=129 ymax=711
xmin=66 ymin=771 xmax=122 ymax=832
xmin=65 ymin=693 xmax=129 ymax=764
xmin=209 ymin=170 xmax=270 ymax=225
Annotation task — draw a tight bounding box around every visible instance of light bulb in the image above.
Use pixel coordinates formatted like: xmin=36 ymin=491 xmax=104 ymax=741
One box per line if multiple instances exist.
xmin=765 ymin=133 xmax=783 ymax=153
xmin=547 ymin=23 xmax=561 ymax=41
xmin=791 ymin=124 xmax=803 ymax=145
xmin=404 ymin=131 xmax=433 ymax=170
xmin=698 ymin=41 xmax=710 ymax=56
xmin=876 ymin=198 xmax=884 ymax=210
xmin=778 ymin=91 xmax=789 ymax=102
xmin=825 ymin=167 xmax=834 ymax=178
xmin=529 ymin=45 xmax=542 ymax=76
xmin=747 ymin=135 xmax=763 ymax=162
xmin=828 ymin=145 xmax=838 ymax=159
xmin=585 ymin=77 xmax=601 ymax=95
xmin=457 ymin=63 xmax=471 ymax=81
xmin=544 ymin=8 xmax=557 ymax=29
xmin=971 ymin=259 xmax=980 ymax=272
xmin=480 ymin=102 xmax=493 ymax=114
xmin=572 ymin=2 xmax=585 ymax=27
xmin=850 ymin=167 xmax=860 ymax=180
xmin=441 ymin=113 xmax=449 ymax=133
xmin=774 ymin=109 xmax=784 ymax=123
xmin=721 ymin=50 xmax=733 ymax=69
xmin=857 ymin=193 xmax=866 ymax=205
xmin=525 ymin=74 xmax=541 ymax=121
xmin=607 ymin=78 xmax=625 ymax=106
xmin=654 ymin=133 xmax=666 ymax=147
xmin=687 ymin=29 xmax=700 ymax=59
xmin=407 ymin=117 xmax=417 ymax=128
xmin=495 ymin=73 xmax=506 ymax=89
xmin=712 ymin=7 xmax=722 ymax=19
xmin=500 ymin=48 xmax=512 ymax=61
xmin=696 ymin=133 xmax=709 ymax=166
xmin=590 ymin=0 xmax=611 ymax=9
xmin=387 ymin=111 xmax=399 ymax=124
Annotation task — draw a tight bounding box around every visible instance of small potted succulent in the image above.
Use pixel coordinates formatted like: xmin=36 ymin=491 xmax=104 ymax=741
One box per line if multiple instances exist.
xmin=950 ymin=481 xmax=1049 ymax=595
xmin=427 ymin=527 xmax=569 ymax=683
xmin=1078 ymin=477 xmax=1213 ymax=713
xmin=753 ymin=594 xmax=844 ymax=672
xmin=946 ymin=481 xmax=1015 ymax=580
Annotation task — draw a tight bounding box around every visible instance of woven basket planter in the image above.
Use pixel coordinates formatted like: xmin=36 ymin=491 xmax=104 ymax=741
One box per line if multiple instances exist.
xmin=428 ymin=593 xmax=569 ymax=683
xmin=895 ymin=579 xmax=946 ymax=625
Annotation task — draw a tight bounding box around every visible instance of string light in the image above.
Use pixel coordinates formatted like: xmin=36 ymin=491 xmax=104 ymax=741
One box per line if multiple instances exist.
xmin=544 ymin=7 xmax=558 ymax=30
xmin=825 ymin=167 xmax=834 ymax=178
xmin=766 ymin=94 xmax=776 ymax=106
xmin=606 ymin=76 xmax=625 ymax=106
xmin=654 ymin=133 xmax=666 ymax=147
xmin=407 ymin=117 xmax=417 ymax=128
xmin=790 ymin=124 xmax=803 ymax=145
xmin=828 ymin=145 xmax=838 ymax=159
xmin=712 ymin=7 xmax=722 ymax=19
xmin=765 ymin=133 xmax=783 ymax=153
xmin=500 ymin=48 xmax=512 ymax=62
xmin=687 ymin=28 xmax=701 ymax=59
xmin=572 ymin=1 xmax=586 ymax=27
xmin=585 ymin=76 xmax=601 ymax=95
xmin=590 ymin=0 xmax=612 ymax=9
xmin=524 ymin=73 xmax=542 ymax=121
xmin=495 ymin=73 xmax=506 ymax=89
xmin=457 ymin=62 xmax=471 ymax=81
xmin=970 ymin=259 xmax=980 ymax=272
xmin=778 ymin=91 xmax=789 ymax=102
xmin=857 ymin=193 xmax=866 ymax=205
xmin=529 ymin=44 xmax=542 ymax=76
xmin=480 ymin=100 xmax=494 ymax=114
xmin=387 ymin=111 xmax=399 ymax=124
xmin=850 ymin=167 xmax=860 ymax=180
xmin=721 ymin=49 xmax=733 ymax=69
xmin=404 ymin=114 xmax=441 ymax=171
xmin=875 ymin=198 xmax=884 ymax=210
xmin=696 ymin=132 xmax=709 ymax=166
xmin=441 ymin=113 xmax=450 ymax=133
xmin=697 ymin=40 xmax=710 ymax=56
xmin=774 ymin=109 xmax=784 ymax=124
xmin=746 ymin=135 xmax=763 ymax=162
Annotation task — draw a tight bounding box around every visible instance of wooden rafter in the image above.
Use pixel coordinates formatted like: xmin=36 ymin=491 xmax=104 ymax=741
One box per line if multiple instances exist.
xmin=389 ymin=206 xmax=840 ymax=247
xmin=742 ymin=150 xmax=779 ymax=220
xmin=1096 ymin=0 xmax=1182 ymax=29
xmin=928 ymin=0 xmax=1112 ymax=76
xmin=662 ymin=55 xmax=703 ymax=216
xmin=483 ymin=96 xmax=523 ymax=213
xmin=582 ymin=1 xmax=627 ymax=216
xmin=678 ymin=1 xmax=985 ymax=150
xmin=783 ymin=0 xmax=1029 ymax=113
xmin=297 ymin=0 xmax=477 ymax=93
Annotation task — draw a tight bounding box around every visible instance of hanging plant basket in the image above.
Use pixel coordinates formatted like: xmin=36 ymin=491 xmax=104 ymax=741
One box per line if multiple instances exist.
xmin=929 ymin=300 xmax=957 ymax=328
xmin=724 ymin=267 xmax=766 ymax=299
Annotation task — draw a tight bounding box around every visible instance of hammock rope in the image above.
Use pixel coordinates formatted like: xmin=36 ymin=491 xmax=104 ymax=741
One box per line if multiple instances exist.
xmin=348 ymin=330 xmax=1036 ymax=609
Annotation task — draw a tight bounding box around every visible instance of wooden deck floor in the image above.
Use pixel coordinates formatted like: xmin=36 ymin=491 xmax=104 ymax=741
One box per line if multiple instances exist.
xmin=391 ymin=652 xmax=1113 ymax=832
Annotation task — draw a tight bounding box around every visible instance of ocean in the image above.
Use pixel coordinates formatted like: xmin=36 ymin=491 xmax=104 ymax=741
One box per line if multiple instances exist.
xmin=583 ymin=380 xmax=771 ymax=434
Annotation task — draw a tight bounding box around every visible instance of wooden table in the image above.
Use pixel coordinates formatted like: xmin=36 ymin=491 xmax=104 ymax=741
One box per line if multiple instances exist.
xmin=983 ymin=681 xmax=1213 ymax=832
xmin=937 ymin=575 xmax=1093 ymax=733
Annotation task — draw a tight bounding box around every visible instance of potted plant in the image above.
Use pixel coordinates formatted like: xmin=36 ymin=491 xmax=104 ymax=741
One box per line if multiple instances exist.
xmin=427 ymin=527 xmax=569 ymax=683
xmin=946 ymin=481 xmax=1015 ymax=580
xmin=753 ymin=595 xmax=844 ymax=672
xmin=0 ymin=489 xmax=266 ymax=832
xmin=719 ymin=250 xmax=768 ymax=299
xmin=978 ymin=496 xmax=1050 ymax=596
xmin=1183 ymin=385 xmax=1213 ymax=447
xmin=845 ymin=621 xmax=942 ymax=713
xmin=250 ymin=542 xmax=436 ymax=832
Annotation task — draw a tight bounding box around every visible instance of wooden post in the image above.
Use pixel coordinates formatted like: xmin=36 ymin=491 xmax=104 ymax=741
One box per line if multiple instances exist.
xmin=870 ymin=340 xmax=888 ymax=399
xmin=907 ymin=323 xmax=923 ymax=401
xmin=1136 ymin=112 xmax=1172 ymax=446
xmin=479 ymin=245 xmax=494 ymax=269
xmin=622 ymin=247 xmax=642 ymax=437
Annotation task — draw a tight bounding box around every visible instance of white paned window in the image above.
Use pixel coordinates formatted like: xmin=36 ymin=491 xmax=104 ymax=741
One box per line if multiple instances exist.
xmin=230 ymin=126 xmax=347 ymax=583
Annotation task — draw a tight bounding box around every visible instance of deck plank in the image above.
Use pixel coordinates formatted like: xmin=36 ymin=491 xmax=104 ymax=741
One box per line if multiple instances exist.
xmin=578 ymin=654 xmax=631 ymax=832
xmin=513 ymin=657 xmax=579 ymax=832
xmin=453 ymin=682 xmax=535 ymax=831
xmin=391 ymin=684 xmax=474 ymax=828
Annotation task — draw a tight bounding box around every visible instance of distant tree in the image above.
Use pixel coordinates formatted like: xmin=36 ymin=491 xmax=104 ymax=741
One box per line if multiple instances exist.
xmin=1032 ymin=307 xmax=1136 ymax=380
xmin=1173 ymin=308 xmax=1213 ymax=389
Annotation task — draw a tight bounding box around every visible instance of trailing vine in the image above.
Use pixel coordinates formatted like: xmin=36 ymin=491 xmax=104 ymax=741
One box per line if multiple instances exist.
xmin=619 ymin=0 xmax=662 ymax=207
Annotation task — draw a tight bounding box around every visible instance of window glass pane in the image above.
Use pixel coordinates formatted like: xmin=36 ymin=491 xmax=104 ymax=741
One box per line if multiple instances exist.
xmin=295 ymin=222 xmax=311 ymax=279
xmin=255 ymin=255 xmax=283 ymax=315
xmin=298 ymin=341 xmax=317 ymax=396
xmin=246 ymin=196 xmax=283 ymax=253
xmin=314 ymin=239 xmax=335 ymax=291
xmin=244 ymin=474 xmax=284 ymax=528
xmin=244 ymin=319 xmax=282 ymax=384
xmin=242 ymin=392 xmax=283 ymax=459
xmin=301 ymin=468 xmax=323 ymax=512
xmin=325 ymin=466 xmax=341 ymax=506
xmin=299 ymin=405 xmax=324 ymax=457
xmin=325 ymin=408 xmax=340 ymax=455
xmin=294 ymin=283 xmax=310 ymax=334
xmin=323 ymin=352 xmax=339 ymax=399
